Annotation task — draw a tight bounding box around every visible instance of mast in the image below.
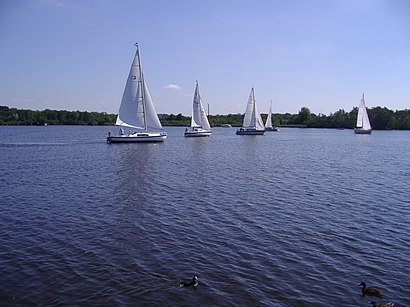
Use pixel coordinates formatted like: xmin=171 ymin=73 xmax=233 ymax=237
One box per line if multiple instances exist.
xmin=252 ymin=88 xmax=257 ymax=128
xmin=197 ymin=80 xmax=202 ymax=127
xmin=135 ymin=43 xmax=148 ymax=131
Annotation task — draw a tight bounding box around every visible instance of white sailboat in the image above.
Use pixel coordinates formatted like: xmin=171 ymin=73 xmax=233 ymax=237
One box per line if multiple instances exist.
xmin=354 ymin=93 xmax=372 ymax=134
xmin=236 ymin=87 xmax=265 ymax=135
xmin=265 ymin=100 xmax=279 ymax=132
xmin=184 ymin=81 xmax=212 ymax=137
xmin=107 ymin=44 xmax=167 ymax=143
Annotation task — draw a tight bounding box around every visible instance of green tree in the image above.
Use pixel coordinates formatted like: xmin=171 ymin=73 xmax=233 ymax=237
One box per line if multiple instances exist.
xmin=294 ymin=107 xmax=311 ymax=125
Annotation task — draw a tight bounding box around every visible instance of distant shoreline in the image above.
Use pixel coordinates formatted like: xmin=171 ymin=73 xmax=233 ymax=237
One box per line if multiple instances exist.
xmin=1 ymin=105 xmax=409 ymax=130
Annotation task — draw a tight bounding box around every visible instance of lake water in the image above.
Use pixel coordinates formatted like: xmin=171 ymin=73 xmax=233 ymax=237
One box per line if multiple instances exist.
xmin=0 ymin=126 xmax=409 ymax=306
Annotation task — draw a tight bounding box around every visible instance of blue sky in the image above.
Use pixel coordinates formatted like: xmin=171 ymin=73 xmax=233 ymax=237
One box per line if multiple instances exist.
xmin=1 ymin=0 xmax=409 ymax=115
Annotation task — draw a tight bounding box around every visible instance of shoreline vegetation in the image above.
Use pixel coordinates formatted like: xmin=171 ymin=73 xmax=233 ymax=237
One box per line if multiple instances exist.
xmin=1 ymin=105 xmax=409 ymax=130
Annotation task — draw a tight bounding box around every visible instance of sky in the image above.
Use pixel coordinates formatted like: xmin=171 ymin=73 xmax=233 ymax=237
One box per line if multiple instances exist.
xmin=0 ymin=0 xmax=409 ymax=116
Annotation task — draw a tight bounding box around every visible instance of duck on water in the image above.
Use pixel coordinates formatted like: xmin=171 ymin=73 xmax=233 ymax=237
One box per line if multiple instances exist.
xmin=178 ymin=276 xmax=198 ymax=289
xmin=360 ymin=282 xmax=383 ymax=298
xmin=369 ymin=302 xmax=395 ymax=307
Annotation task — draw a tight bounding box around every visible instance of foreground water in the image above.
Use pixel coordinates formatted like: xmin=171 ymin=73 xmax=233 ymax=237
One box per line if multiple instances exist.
xmin=0 ymin=126 xmax=409 ymax=306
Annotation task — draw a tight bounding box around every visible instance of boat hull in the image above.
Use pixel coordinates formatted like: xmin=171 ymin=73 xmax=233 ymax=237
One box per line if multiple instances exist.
xmin=354 ymin=128 xmax=372 ymax=135
xmin=236 ymin=128 xmax=265 ymax=135
xmin=107 ymin=132 xmax=167 ymax=143
xmin=184 ymin=128 xmax=212 ymax=137
xmin=184 ymin=131 xmax=212 ymax=137
xmin=265 ymin=127 xmax=279 ymax=132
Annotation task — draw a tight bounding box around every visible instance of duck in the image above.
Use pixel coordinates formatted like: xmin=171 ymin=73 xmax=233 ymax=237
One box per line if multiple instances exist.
xmin=360 ymin=282 xmax=383 ymax=298
xmin=369 ymin=302 xmax=394 ymax=307
xmin=178 ymin=276 xmax=198 ymax=288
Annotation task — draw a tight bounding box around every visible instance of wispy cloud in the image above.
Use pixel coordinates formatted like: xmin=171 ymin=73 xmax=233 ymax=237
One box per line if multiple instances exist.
xmin=12 ymin=98 xmax=33 ymax=103
xmin=164 ymin=84 xmax=182 ymax=90
xmin=38 ymin=0 xmax=83 ymax=9
xmin=39 ymin=0 xmax=64 ymax=7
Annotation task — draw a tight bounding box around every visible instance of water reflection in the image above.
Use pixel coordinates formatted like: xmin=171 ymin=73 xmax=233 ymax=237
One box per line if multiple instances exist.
xmin=109 ymin=143 xmax=164 ymax=210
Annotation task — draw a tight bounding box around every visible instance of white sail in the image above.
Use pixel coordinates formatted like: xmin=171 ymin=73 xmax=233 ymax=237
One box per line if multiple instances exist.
xmin=142 ymin=74 xmax=164 ymax=131
xmin=115 ymin=45 xmax=163 ymax=131
xmin=242 ymin=88 xmax=264 ymax=130
xmin=190 ymin=81 xmax=211 ymax=130
xmin=356 ymin=93 xmax=371 ymax=130
xmin=265 ymin=100 xmax=273 ymax=129
xmin=107 ymin=44 xmax=166 ymax=143
xmin=115 ymin=47 xmax=143 ymax=129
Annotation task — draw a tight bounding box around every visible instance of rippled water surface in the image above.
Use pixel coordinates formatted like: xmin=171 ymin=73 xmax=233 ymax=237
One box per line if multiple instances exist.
xmin=0 ymin=126 xmax=409 ymax=306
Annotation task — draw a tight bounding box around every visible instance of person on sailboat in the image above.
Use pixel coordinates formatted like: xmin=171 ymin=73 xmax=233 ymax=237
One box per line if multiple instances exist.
xmin=120 ymin=128 xmax=125 ymax=135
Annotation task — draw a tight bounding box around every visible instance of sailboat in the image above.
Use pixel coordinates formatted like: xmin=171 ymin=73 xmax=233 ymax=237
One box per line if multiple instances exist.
xmin=107 ymin=44 xmax=167 ymax=143
xmin=354 ymin=93 xmax=372 ymax=134
xmin=236 ymin=87 xmax=265 ymax=135
xmin=184 ymin=81 xmax=212 ymax=137
xmin=265 ymin=100 xmax=279 ymax=132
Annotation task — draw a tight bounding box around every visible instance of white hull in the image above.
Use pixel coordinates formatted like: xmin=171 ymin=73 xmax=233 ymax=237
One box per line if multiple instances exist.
xmin=107 ymin=132 xmax=167 ymax=143
xmin=184 ymin=128 xmax=212 ymax=137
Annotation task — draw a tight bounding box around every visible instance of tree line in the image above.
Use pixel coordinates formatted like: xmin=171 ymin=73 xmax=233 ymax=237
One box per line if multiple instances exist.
xmin=1 ymin=105 xmax=409 ymax=130
xmin=0 ymin=106 xmax=115 ymax=126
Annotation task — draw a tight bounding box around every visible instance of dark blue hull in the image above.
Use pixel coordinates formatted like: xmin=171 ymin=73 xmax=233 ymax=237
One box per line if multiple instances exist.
xmin=354 ymin=129 xmax=372 ymax=135
xmin=236 ymin=128 xmax=265 ymax=135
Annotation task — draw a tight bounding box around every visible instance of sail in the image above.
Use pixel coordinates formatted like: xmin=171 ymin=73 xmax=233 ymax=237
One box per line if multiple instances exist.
xmin=115 ymin=45 xmax=163 ymax=131
xmin=265 ymin=101 xmax=273 ymax=129
xmin=243 ymin=88 xmax=264 ymax=130
xmin=142 ymin=74 xmax=163 ymax=130
xmin=190 ymin=81 xmax=211 ymax=130
xmin=254 ymin=102 xmax=265 ymax=130
xmin=115 ymin=47 xmax=143 ymax=129
xmin=356 ymin=94 xmax=371 ymax=130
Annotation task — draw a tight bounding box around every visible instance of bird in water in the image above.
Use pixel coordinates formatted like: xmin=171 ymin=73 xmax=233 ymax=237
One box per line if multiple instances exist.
xmin=178 ymin=276 xmax=198 ymax=289
xmin=369 ymin=301 xmax=394 ymax=307
xmin=360 ymin=282 xmax=383 ymax=298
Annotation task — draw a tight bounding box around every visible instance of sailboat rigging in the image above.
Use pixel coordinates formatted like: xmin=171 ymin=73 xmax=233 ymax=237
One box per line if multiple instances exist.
xmin=236 ymin=88 xmax=265 ymax=135
xmin=184 ymin=81 xmax=212 ymax=137
xmin=107 ymin=44 xmax=167 ymax=143
xmin=354 ymin=93 xmax=372 ymax=134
